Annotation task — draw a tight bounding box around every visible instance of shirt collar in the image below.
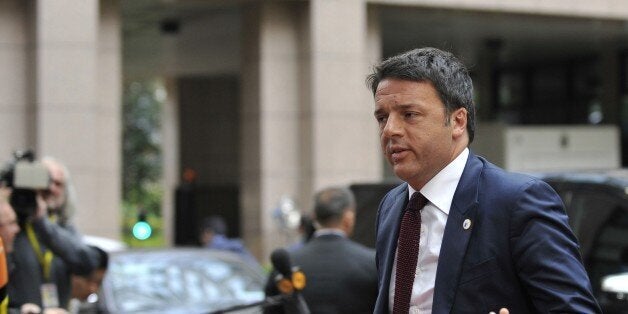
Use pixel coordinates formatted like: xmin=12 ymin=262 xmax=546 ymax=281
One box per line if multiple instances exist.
xmin=408 ymin=148 xmax=469 ymax=215
xmin=313 ymin=228 xmax=347 ymax=238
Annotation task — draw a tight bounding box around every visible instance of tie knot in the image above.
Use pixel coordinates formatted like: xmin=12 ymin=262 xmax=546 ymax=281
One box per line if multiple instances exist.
xmin=407 ymin=192 xmax=427 ymax=212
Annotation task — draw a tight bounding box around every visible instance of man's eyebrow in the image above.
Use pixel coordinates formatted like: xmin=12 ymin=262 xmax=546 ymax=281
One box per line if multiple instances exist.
xmin=395 ymin=104 xmax=417 ymax=110
xmin=374 ymin=103 xmax=419 ymax=115
xmin=374 ymin=108 xmax=386 ymax=116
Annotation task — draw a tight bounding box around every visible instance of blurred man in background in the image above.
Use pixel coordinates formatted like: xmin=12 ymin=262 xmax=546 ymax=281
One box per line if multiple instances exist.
xmin=198 ymin=215 xmax=260 ymax=268
xmin=0 ymin=189 xmax=19 ymax=313
xmin=0 ymin=190 xmax=20 ymax=255
xmin=67 ymin=245 xmax=108 ymax=314
xmin=265 ymin=186 xmax=378 ymax=314
xmin=41 ymin=158 xmax=76 ymax=229
xmin=286 ymin=214 xmax=316 ymax=252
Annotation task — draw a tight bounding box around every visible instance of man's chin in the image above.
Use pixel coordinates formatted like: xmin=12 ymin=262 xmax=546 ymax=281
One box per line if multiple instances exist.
xmin=392 ymin=165 xmax=411 ymax=181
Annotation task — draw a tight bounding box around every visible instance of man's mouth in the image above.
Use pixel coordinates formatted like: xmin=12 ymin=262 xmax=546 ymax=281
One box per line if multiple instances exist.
xmin=388 ymin=146 xmax=409 ymax=163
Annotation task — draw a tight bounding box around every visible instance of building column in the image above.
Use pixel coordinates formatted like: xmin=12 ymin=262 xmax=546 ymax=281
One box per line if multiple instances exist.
xmin=0 ymin=0 xmax=33 ymax=159
xmin=309 ymin=0 xmax=381 ymax=189
xmin=161 ymin=78 xmax=179 ymax=247
xmin=35 ymin=0 xmax=121 ymax=239
xmin=241 ymin=1 xmax=382 ymax=262
xmin=241 ymin=2 xmax=307 ymax=262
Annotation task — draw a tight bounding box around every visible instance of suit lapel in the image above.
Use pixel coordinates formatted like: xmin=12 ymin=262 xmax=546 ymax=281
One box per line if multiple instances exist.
xmin=377 ymin=185 xmax=408 ymax=312
xmin=432 ymin=152 xmax=483 ymax=313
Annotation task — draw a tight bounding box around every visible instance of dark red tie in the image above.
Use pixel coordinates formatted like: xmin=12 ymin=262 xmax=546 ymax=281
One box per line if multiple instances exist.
xmin=393 ymin=192 xmax=427 ymax=314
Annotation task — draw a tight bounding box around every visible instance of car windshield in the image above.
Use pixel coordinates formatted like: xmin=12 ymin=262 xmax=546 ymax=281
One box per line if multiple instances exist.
xmin=104 ymin=250 xmax=265 ymax=313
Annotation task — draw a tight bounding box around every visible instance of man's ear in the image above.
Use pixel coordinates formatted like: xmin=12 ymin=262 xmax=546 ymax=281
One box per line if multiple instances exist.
xmin=341 ymin=209 xmax=356 ymax=235
xmin=451 ymin=108 xmax=467 ymax=139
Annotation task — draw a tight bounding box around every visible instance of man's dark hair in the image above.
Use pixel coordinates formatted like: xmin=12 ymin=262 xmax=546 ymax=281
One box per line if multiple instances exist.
xmin=299 ymin=214 xmax=316 ymax=243
xmin=200 ymin=215 xmax=228 ymax=235
xmin=366 ymin=47 xmax=476 ymax=143
xmin=313 ymin=187 xmax=356 ymax=226
xmin=89 ymin=245 xmax=108 ymax=270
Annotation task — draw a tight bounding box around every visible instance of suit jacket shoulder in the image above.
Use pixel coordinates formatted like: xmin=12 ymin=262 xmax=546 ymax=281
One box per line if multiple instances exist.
xmin=291 ymin=235 xmax=378 ymax=314
xmin=439 ymin=153 xmax=601 ymax=313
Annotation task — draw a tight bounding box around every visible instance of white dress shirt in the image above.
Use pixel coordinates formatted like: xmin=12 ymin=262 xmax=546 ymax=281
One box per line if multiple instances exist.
xmin=389 ymin=148 xmax=469 ymax=313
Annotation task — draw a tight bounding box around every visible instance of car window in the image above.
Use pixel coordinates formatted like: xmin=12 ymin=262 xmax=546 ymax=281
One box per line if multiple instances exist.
xmin=569 ymin=192 xmax=628 ymax=293
xmin=567 ymin=193 xmax=617 ymax=258
xmin=104 ymin=252 xmax=265 ymax=313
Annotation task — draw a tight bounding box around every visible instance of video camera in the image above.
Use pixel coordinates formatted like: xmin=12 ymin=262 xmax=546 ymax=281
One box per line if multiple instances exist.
xmin=0 ymin=150 xmax=50 ymax=219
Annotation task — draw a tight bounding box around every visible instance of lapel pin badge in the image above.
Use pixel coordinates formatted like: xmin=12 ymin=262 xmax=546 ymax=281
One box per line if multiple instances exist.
xmin=463 ymin=219 xmax=472 ymax=230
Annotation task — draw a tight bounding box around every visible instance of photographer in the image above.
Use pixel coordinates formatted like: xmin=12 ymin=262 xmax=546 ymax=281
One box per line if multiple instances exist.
xmin=41 ymin=158 xmax=77 ymax=231
xmin=41 ymin=157 xmax=91 ymax=309
xmin=4 ymin=153 xmax=96 ymax=311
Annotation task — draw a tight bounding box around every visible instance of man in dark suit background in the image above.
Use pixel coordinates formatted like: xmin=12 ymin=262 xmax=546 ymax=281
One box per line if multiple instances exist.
xmin=367 ymin=47 xmax=601 ymax=313
xmin=265 ymin=186 xmax=378 ymax=314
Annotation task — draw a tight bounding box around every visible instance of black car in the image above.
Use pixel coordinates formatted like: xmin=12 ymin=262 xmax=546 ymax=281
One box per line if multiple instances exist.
xmin=533 ymin=169 xmax=628 ymax=313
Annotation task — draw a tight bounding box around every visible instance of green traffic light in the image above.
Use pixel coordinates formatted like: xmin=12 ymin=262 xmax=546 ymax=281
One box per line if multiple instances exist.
xmin=132 ymin=221 xmax=152 ymax=240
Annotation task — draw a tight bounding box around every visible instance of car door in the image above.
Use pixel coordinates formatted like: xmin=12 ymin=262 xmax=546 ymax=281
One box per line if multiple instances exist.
xmin=568 ymin=191 xmax=627 ymax=290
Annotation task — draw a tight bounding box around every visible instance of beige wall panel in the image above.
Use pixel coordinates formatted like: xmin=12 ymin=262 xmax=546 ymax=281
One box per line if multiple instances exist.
xmin=310 ymin=0 xmax=381 ymax=190
xmin=90 ymin=0 xmax=122 ymax=240
xmin=38 ymin=111 xmax=97 ymax=168
xmin=610 ymin=0 xmax=628 ymax=11
xmin=0 ymin=111 xmax=31 ymax=159
xmin=260 ymin=59 xmax=302 ymax=112
xmin=34 ymin=0 xmax=121 ymax=240
xmin=241 ymin=2 xmax=306 ymax=261
xmin=313 ymin=113 xmax=381 ymax=185
xmin=258 ymin=2 xmax=304 ymax=260
xmin=90 ymin=173 xmax=120 ymax=235
xmin=0 ymin=1 xmax=31 ymax=160
xmin=161 ymin=79 xmax=179 ymax=247
xmin=372 ymin=0 xmax=628 ymax=18
xmin=71 ymin=171 xmax=119 ymax=235
xmin=261 ymin=113 xmax=302 ymax=177
xmin=69 ymin=172 xmax=100 ymax=232
xmin=312 ymin=58 xmax=372 ymax=112
xmin=37 ymin=0 xmax=97 ymax=44
xmin=0 ymin=50 xmax=28 ymax=107
xmin=536 ymin=0 xmax=604 ymax=15
xmin=94 ymin=112 xmax=119 ymax=167
xmin=37 ymin=48 xmax=96 ymax=107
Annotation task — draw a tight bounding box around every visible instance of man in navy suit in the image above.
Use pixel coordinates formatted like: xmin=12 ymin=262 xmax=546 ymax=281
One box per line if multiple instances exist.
xmin=367 ymin=47 xmax=601 ymax=313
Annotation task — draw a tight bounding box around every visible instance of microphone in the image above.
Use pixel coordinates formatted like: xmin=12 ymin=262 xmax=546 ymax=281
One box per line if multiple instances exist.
xmin=270 ymin=248 xmax=292 ymax=278
xmin=269 ymin=248 xmax=310 ymax=314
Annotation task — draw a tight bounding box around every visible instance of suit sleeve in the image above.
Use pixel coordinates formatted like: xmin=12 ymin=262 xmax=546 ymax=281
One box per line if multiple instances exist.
xmin=509 ymin=179 xmax=601 ymax=313
xmin=31 ymin=217 xmax=96 ymax=276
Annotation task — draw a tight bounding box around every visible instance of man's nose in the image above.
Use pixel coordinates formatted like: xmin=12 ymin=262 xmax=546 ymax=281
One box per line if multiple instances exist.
xmin=382 ymin=114 xmax=403 ymax=137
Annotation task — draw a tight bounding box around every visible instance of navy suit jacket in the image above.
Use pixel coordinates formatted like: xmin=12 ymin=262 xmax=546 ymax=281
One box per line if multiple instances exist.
xmin=374 ymin=152 xmax=601 ymax=313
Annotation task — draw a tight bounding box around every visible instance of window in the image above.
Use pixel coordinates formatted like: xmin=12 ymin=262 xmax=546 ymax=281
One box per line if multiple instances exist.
xmin=568 ymin=191 xmax=628 ymax=293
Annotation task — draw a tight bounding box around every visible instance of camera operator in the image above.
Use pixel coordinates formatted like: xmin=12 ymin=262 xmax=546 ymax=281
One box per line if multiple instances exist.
xmin=5 ymin=154 xmax=97 ymax=312
xmin=41 ymin=157 xmax=92 ymax=309
xmin=41 ymin=158 xmax=76 ymax=230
